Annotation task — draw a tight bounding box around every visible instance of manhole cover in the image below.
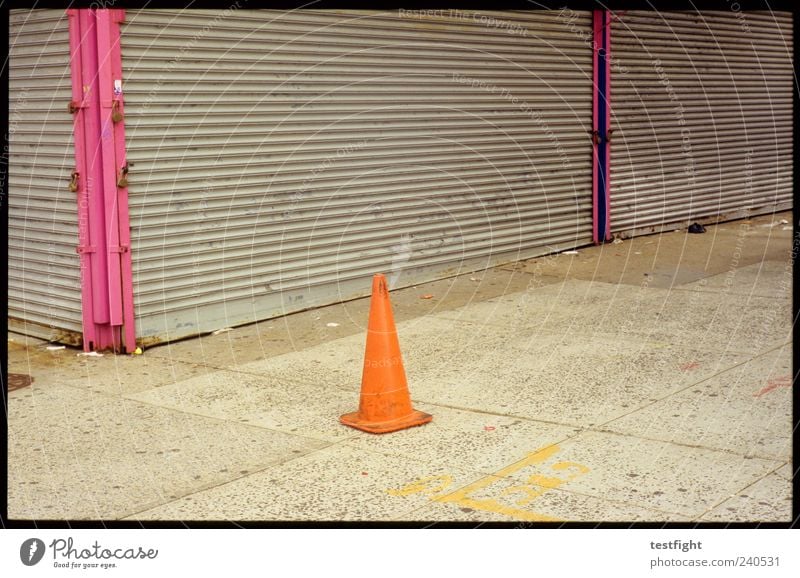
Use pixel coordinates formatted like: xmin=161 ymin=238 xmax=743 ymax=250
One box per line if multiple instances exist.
xmin=8 ymin=373 xmax=34 ymax=392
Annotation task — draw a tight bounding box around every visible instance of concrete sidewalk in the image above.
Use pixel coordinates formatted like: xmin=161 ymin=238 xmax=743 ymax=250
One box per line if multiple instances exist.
xmin=7 ymin=212 xmax=794 ymax=522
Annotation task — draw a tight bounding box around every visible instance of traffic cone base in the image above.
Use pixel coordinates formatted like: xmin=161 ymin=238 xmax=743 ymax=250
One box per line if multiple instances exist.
xmin=340 ymin=409 xmax=432 ymax=434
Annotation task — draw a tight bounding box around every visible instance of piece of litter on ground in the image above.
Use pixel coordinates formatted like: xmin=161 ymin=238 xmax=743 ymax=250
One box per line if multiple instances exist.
xmin=779 ymin=219 xmax=788 ymax=224
xmin=46 ymin=345 xmax=66 ymax=350
xmin=77 ymin=351 xmax=103 ymax=357
xmin=326 ymin=322 xmax=340 ymax=327
xmin=132 ymin=347 xmax=143 ymax=355
xmin=420 ymin=294 xmax=434 ymax=299
xmin=484 ymin=426 xmax=496 ymax=432
xmin=782 ymin=226 xmax=791 ymax=231
xmin=212 ymin=327 xmax=233 ymax=335
xmin=634 ymin=251 xmax=642 ymax=255
xmin=469 ymin=277 xmax=481 ymax=281
xmin=562 ymin=250 xmax=579 ymax=255
xmin=361 ymin=472 xmax=369 ymax=476
xmin=612 ymin=238 xmax=623 ymax=244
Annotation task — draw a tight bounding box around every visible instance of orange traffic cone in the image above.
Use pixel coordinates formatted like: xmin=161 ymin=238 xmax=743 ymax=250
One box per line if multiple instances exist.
xmin=340 ymin=274 xmax=433 ymax=434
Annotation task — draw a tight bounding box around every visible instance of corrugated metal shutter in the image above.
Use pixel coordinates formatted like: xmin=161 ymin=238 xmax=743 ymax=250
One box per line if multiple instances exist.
xmin=610 ymin=11 xmax=793 ymax=236
xmin=121 ymin=9 xmax=593 ymax=343
xmin=8 ymin=9 xmax=83 ymax=344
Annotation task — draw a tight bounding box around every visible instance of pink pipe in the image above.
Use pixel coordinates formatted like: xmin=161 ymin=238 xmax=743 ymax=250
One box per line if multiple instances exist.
xmin=95 ymin=9 xmax=124 ymax=337
xmin=592 ymin=11 xmax=600 ymax=244
xmin=68 ymin=9 xmax=96 ymax=351
xmin=604 ymin=11 xmax=612 ymax=236
xmin=78 ymin=10 xmax=112 ymax=337
xmin=67 ymin=8 xmax=136 ymax=352
xmin=109 ymin=8 xmax=137 ymax=352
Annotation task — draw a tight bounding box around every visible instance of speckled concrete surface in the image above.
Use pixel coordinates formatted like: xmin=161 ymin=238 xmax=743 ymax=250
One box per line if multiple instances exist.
xmin=699 ymin=472 xmax=793 ymax=523
xmin=8 ymin=385 xmax=328 ymax=520
xmin=681 ymin=261 xmax=792 ymax=299
xmin=600 ymin=344 xmax=793 ymax=461
xmin=8 ymin=339 xmax=211 ymax=396
xmin=498 ymin=431 xmax=782 ymax=519
xmin=7 ymin=212 xmax=794 ymax=523
xmin=401 ymin=487 xmax=691 ymax=523
xmin=122 ymin=443 xmax=489 ymax=521
xmin=126 ymin=369 xmax=362 ymax=443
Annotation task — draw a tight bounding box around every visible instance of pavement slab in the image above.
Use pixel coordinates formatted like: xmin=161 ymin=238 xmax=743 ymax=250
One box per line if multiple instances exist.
xmin=346 ymin=404 xmax=580 ymax=475
xmin=8 ymin=340 xmax=211 ymax=396
xmin=123 ymin=443 xmax=488 ymax=521
xmin=127 ymin=369 xmax=361 ymax=443
xmin=141 ymin=266 xmax=546 ymax=369
xmin=501 ymin=211 xmax=792 ymax=288
xmin=400 ymin=487 xmax=690 ymax=523
xmin=497 ymin=431 xmax=782 ymax=520
xmin=408 ymin=331 xmax=746 ymax=428
xmin=698 ymin=473 xmax=793 ymax=523
xmin=680 ymin=261 xmax=792 ymax=299
xmin=8 ymin=385 xmax=328 ymax=520
xmin=773 ymin=463 xmax=793 ymax=482
xmin=195 ymin=315 xmax=524 ymax=394
xmin=598 ymin=345 xmax=793 ymax=461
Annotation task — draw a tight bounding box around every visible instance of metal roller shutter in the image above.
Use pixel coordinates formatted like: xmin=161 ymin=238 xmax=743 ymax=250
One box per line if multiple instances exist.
xmin=610 ymin=11 xmax=793 ymax=236
xmin=121 ymin=9 xmax=593 ymax=343
xmin=9 ymin=9 xmax=83 ymax=344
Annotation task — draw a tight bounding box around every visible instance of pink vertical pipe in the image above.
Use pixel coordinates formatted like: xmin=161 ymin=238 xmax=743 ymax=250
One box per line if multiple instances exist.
xmin=108 ymin=8 xmax=137 ymax=352
xmin=95 ymin=9 xmax=124 ymax=343
xmin=591 ymin=10 xmax=612 ymax=243
xmin=67 ymin=9 xmax=97 ymax=351
xmin=604 ymin=11 xmax=612 ymax=236
xmin=78 ymin=9 xmax=116 ymax=350
xmin=592 ymin=11 xmax=600 ymax=243
xmin=68 ymin=8 xmax=137 ymax=352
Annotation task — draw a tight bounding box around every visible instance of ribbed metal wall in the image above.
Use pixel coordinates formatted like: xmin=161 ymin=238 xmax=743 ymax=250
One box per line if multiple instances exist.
xmin=610 ymin=11 xmax=793 ymax=236
xmin=121 ymin=9 xmax=593 ymax=343
xmin=8 ymin=10 xmax=83 ymax=343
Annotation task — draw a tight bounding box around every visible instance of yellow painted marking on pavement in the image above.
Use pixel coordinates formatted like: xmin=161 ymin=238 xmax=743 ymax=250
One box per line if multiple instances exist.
xmin=387 ymin=475 xmax=453 ymax=497
xmin=387 ymin=444 xmax=591 ymax=522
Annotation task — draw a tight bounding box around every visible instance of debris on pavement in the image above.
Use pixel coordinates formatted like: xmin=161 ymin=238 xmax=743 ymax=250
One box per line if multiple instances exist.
xmin=133 ymin=347 xmax=143 ymax=355
xmin=77 ymin=351 xmax=103 ymax=357
xmin=420 ymin=294 xmax=434 ymax=299
xmin=562 ymin=250 xmax=579 ymax=255
xmin=46 ymin=345 xmax=66 ymax=351
xmin=469 ymin=277 xmax=481 ymax=281
xmin=688 ymin=223 xmax=706 ymax=234
xmin=212 ymin=327 xmax=233 ymax=335
xmin=612 ymin=237 xmax=624 ymax=244
xmin=484 ymin=425 xmax=496 ymax=432
xmin=326 ymin=322 xmax=340 ymax=327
